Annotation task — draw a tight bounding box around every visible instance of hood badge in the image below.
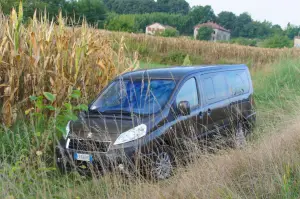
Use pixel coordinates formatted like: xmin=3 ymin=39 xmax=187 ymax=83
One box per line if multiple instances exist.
xmin=87 ymin=132 xmax=93 ymax=139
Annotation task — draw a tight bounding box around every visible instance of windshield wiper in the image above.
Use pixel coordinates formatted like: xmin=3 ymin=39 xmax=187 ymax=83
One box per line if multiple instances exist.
xmin=100 ymin=110 xmax=134 ymax=116
xmin=86 ymin=108 xmax=102 ymax=115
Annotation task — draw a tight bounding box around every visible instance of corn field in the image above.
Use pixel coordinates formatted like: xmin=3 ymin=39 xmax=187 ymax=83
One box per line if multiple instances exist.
xmin=106 ymin=31 xmax=300 ymax=67
xmin=0 ymin=3 xmax=137 ymax=126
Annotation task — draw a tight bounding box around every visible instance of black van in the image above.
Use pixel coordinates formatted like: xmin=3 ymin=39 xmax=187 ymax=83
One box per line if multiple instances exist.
xmin=56 ymin=65 xmax=256 ymax=179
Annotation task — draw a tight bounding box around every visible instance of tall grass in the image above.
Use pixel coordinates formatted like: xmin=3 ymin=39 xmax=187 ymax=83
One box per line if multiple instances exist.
xmin=1 ymin=57 xmax=300 ymax=198
xmin=2 ymin=4 xmax=300 ymax=199
xmin=252 ymin=59 xmax=300 ymax=138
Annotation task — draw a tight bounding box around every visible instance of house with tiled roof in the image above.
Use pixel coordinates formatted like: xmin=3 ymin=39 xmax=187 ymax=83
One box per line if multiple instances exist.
xmin=294 ymin=36 xmax=300 ymax=48
xmin=194 ymin=22 xmax=231 ymax=41
xmin=146 ymin=23 xmax=176 ymax=35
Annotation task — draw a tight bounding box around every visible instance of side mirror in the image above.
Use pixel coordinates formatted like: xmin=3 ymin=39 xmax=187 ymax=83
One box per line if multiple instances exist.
xmin=178 ymin=101 xmax=191 ymax=116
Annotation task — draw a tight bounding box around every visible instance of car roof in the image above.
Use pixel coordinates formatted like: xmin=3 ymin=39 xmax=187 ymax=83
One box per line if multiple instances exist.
xmin=119 ymin=64 xmax=248 ymax=80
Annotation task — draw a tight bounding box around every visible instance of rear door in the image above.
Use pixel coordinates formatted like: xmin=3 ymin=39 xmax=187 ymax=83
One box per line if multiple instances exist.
xmin=225 ymin=70 xmax=251 ymax=124
xmin=199 ymin=72 xmax=230 ymax=135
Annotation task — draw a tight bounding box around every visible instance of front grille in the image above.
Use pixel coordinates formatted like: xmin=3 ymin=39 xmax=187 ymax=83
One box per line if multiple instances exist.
xmin=68 ymin=139 xmax=111 ymax=153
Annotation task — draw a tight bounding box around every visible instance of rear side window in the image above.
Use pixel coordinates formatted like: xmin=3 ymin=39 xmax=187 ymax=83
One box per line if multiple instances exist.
xmin=226 ymin=70 xmax=250 ymax=96
xmin=202 ymin=73 xmax=229 ymax=103
xmin=203 ymin=77 xmax=215 ymax=100
xmin=176 ymin=78 xmax=199 ymax=107
xmin=213 ymin=73 xmax=228 ymax=99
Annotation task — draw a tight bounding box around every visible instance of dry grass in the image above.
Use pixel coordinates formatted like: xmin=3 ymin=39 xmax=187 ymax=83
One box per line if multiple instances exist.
xmin=104 ymin=30 xmax=300 ymax=68
xmin=23 ymin=111 xmax=299 ymax=199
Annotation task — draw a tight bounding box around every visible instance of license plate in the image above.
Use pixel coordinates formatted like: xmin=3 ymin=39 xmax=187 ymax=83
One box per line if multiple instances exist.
xmin=74 ymin=153 xmax=93 ymax=162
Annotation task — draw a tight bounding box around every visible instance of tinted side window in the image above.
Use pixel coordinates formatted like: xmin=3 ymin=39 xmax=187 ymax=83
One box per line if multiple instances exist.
xmin=212 ymin=73 xmax=229 ymax=100
xmin=177 ymin=78 xmax=199 ymax=107
xmin=239 ymin=71 xmax=250 ymax=92
xmin=226 ymin=70 xmax=250 ymax=96
xmin=202 ymin=73 xmax=229 ymax=103
xmin=203 ymin=77 xmax=215 ymax=100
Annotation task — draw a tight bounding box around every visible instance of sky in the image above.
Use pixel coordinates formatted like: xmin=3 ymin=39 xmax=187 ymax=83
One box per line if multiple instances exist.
xmin=187 ymin=0 xmax=300 ymax=28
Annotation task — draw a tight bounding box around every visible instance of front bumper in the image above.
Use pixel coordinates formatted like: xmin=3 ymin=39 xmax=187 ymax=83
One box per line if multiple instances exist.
xmin=55 ymin=144 xmax=137 ymax=175
xmin=246 ymin=112 xmax=256 ymax=128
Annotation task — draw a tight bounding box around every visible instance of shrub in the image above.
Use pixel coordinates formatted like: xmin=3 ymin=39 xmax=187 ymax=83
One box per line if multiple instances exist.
xmin=261 ymin=34 xmax=293 ymax=48
xmin=161 ymin=51 xmax=186 ymax=65
xmin=159 ymin=28 xmax=179 ymax=37
xmin=104 ymin=13 xmax=137 ymax=32
xmin=183 ymin=55 xmax=192 ymax=65
xmin=229 ymin=37 xmax=258 ymax=46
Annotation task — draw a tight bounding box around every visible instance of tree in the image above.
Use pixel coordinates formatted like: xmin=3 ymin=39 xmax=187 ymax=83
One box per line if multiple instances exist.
xmin=188 ymin=5 xmax=216 ymax=24
xmin=262 ymin=34 xmax=293 ymax=48
xmin=0 ymin=0 xmax=18 ymax=14
xmin=104 ymin=13 xmax=137 ymax=32
xmin=1 ymin=0 xmax=70 ymax=21
xmin=241 ymin=21 xmax=272 ymax=39
xmin=184 ymin=5 xmax=216 ymax=34
xmin=41 ymin=0 xmax=67 ymax=18
xmin=156 ymin=0 xmax=169 ymax=12
xmin=271 ymin=24 xmax=283 ymax=35
xmin=108 ymin=0 xmax=157 ymax=14
xmin=71 ymin=0 xmax=107 ymax=27
xmin=285 ymin=24 xmax=300 ymax=39
xmin=156 ymin=0 xmax=189 ymax=15
xmin=217 ymin=11 xmax=236 ymax=31
xmin=196 ymin=26 xmax=213 ymax=41
xmin=232 ymin=12 xmax=252 ymax=37
xmin=103 ymin=0 xmax=189 ymax=14
xmin=254 ymin=21 xmax=273 ymax=38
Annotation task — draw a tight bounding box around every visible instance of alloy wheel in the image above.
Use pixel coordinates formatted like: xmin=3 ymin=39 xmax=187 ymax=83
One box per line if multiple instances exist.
xmin=151 ymin=151 xmax=173 ymax=180
xmin=235 ymin=122 xmax=246 ymax=148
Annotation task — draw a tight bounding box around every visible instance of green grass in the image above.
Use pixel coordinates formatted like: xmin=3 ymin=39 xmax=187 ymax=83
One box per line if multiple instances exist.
xmin=251 ymin=59 xmax=300 ymax=137
xmin=139 ymin=62 xmax=168 ymax=69
xmin=2 ymin=59 xmax=300 ymax=198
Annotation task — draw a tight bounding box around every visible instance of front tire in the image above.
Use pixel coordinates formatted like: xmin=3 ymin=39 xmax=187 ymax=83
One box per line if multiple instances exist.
xmin=140 ymin=146 xmax=175 ymax=180
xmin=234 ymin=121 xmax=247 ymax=149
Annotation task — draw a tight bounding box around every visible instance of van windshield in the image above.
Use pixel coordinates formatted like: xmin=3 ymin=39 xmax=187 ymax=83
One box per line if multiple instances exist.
xmin=90 ymin=79 xmax=176 ymax=115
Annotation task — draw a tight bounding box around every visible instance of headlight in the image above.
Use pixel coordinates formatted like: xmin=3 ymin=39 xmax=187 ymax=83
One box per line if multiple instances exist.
xmin=64 ymin=121 xmax=71 ymax=139
xmin=113 ymin=124 xmax=147 ymax=145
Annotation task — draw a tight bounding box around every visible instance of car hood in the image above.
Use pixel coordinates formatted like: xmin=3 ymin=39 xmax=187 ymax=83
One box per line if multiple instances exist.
xmin=69 ymin=113 xmax=154 ymax=142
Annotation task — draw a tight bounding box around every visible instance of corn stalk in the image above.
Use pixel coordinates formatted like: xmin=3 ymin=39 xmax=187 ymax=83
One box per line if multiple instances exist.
xmin=0 ymin=2 xmax=137 ymax=127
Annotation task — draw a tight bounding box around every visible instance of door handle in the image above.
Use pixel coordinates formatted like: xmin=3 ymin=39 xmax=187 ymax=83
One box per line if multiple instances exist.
xmin=199 ymin=111 xmax=203 ymax=118
xmin=207 ymin=108 xmax=212 ymax=116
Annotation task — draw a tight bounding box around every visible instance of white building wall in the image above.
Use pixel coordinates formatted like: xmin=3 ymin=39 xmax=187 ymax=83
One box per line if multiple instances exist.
xmin=194 ymin=28 xmax=199 ymax=39
xmin=214 ymin=29 xmax=230 ymax=41
xmin=294 ymin=37 xmax=300 ymax=48
xmin=146 ymin=23 xmax=166 ymax=35
xmin=194 ymin=27 xmax=230 ymax=41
